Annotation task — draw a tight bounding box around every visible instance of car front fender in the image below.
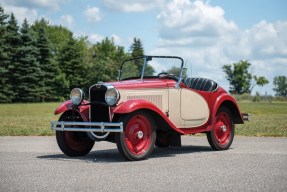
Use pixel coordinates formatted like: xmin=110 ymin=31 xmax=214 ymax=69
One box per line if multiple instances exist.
xmin=54 ymin=100 xmax=90 ymax=121
xmin=207 ymin=93 xmax=243 ymax=131
xmin=113 ymin=99 xmax=185 ymax=134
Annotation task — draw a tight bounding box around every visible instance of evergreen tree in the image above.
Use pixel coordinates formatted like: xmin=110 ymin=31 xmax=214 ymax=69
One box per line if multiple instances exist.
xmin=2 ymin=13 xmax=22 ymax=102
xmin=129 ymin=38 xmax=144 ymax=73
xmin=0 ymin=5 xmax=11 ymax=102
xmin=130 ymin=37 xmax=144 ymax=57
xmin=58 ymin=37 xmax=87 ymax=91
xmin=128 ymin=37 xmax=153 ymax=76
xmin=15 ymin=19 xmax=42 ymax=102
xmin=36 ymin=27 xmax=68 ymax=101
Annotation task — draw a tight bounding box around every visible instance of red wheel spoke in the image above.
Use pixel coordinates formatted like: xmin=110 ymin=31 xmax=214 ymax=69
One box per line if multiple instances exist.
xmin=214 ymin=112 xmax=232 ymax=146
xmin=124 ymin=114 xmax=152 ymax=155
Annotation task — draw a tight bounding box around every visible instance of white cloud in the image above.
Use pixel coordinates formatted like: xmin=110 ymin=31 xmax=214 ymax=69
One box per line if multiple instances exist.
xmin=102 ymin=0 xmax=164 ymax=12
xmin=1 ymin=0 xmax=66 ymax=10
xmin=88 ymin=33 xmax=123 ymax=45
xmin=157 ymin=0 xmax=237 ymax=46
xmin=60 ymin=15 xmax=74 ymax=28
xmin=111 ymin=34 xmax=122 ymax=44
xmin=153 ymin=0 xmax=287 ymax=95
xmin=84 ymin=6 xmax=102 ymax=23
xmin=2 ymin=5 xmax=38 ymax=24
xmin=89 ymin=33 xmax=105 ymax=43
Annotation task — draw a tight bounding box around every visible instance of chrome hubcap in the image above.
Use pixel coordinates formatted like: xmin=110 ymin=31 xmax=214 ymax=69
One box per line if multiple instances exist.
xmin=136 ymin=131 xmax=144 ymax=139
xmin=221 ymin=125 xmax=227 ymax=132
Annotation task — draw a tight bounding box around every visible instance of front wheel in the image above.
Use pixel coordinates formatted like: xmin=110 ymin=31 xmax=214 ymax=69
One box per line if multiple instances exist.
xmin=116 ymin=111 xmax=156 ymax=161
xmin=207 ymin=107 xmax=234 ymax=150
xmin=56 ymin=113 xmax=95 ymax=157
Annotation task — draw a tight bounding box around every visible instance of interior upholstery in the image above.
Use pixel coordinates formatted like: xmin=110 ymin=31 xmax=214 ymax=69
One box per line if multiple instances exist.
xmin=184 ymin=77 xmax=218 ymax=92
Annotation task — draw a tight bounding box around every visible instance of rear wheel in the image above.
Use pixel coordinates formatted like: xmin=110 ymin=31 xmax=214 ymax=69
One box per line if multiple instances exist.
xmin=56 ymin=113 xmax=95 ymax=157
xmin=116 ymin=111 xmax=156 ymax=161
xmin=207 ymin=107 xmax=234 ymax=150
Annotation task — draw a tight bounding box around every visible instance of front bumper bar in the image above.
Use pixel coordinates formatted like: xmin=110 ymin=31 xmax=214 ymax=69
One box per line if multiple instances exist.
xmin=50 ymin=121 xmax=123 ymax=133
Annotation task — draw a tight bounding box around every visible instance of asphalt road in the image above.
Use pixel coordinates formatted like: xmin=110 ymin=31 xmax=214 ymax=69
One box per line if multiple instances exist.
xmin=0 ymin=136 xmax=286 ymax=192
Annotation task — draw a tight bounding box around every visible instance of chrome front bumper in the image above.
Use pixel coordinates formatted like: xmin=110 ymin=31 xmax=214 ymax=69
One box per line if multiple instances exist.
xmin=50 ymin=121 xmax=123 ymax=133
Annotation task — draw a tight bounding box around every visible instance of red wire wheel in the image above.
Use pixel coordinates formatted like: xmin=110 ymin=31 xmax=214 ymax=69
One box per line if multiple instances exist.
xmin=207 ymin=107 xmax=234 ymax=150
xmin=56 ymin=113 xmax=94 ymax=157
xmin=116 ymin=111 xmax=156 ymax=161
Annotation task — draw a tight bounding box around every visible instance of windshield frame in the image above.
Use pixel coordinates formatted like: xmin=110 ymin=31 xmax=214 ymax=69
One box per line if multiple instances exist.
xmin=118 ymin=55 xmax=184 ymax=86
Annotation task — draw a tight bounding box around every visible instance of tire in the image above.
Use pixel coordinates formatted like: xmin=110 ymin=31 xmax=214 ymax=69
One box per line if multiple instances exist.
xmin=207 ymin=107 xmax=234 ymax=150
xmin=116 ymin=111 xmax=156 ymax=161
xmin=56 ymin=113 xmax=95 ymax=157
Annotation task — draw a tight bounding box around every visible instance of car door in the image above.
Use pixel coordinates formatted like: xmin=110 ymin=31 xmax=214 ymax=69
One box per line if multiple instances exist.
xmin=180 ymin=88 xmax=210 ymax=128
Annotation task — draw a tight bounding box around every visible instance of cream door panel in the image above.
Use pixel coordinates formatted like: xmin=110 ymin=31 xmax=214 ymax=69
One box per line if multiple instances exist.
xmin=168 ymin=88 xmax=185 ymax=128
xmin=180 ymin=89 xmax=209 ymax=128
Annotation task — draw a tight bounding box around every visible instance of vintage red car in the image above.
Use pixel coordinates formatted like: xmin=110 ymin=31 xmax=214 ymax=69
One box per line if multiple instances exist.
xmin=51 ymin=55 xmax=248 ymax=161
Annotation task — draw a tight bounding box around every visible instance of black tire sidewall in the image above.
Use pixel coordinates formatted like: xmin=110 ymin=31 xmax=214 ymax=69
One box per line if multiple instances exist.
xmin=56 ymin=112 xmax=95 ymax=157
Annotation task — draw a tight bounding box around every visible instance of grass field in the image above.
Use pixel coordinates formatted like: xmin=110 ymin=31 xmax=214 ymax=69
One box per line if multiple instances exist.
xmin=0 ymin=102 xmax=286 ymax=136
xmin=236 ymin=102 xmax=287 ymax=137
xmin=0 ymin=103 xmax=59 ymax=136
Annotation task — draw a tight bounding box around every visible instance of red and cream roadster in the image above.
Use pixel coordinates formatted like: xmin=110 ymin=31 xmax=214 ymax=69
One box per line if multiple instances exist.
xmin=51 ymin=55 xmax=248 ymax=161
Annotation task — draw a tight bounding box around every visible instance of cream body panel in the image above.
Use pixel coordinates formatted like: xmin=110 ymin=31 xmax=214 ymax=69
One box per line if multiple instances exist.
xmin=180 ymin=88 xmax=209 ymax=127
xmin=118 ymin=88 xmax=169 ymax=114
xmin=168 ymin=88 xmax=185 ymax=127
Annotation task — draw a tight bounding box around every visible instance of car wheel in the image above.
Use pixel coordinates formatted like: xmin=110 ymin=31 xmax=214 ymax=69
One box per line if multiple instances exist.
xmin=116 ymin=111 xmax=156 ymax=161
xmin=207 ymin=107 xmax=234 ymax=150
xmin=56 ymin=113 xmax=95 ymax=157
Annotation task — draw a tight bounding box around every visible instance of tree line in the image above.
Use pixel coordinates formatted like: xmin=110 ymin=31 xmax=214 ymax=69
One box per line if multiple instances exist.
xmin=1 ymin=5 xmax=286 ymax=103
xmin=0 ymin=5 xmax=145 ymax=103
xmin=222 ymin=61 xmax=287 ymax=97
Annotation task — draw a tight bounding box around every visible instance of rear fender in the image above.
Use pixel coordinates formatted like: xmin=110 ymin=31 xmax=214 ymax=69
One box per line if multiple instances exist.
xmin=113 ymin=99 xmax=185 ymax=134
xmin=54 ymin=100 xmax=90 ymax=121
xmin=207 ymin=93 xmax=243 ymax=131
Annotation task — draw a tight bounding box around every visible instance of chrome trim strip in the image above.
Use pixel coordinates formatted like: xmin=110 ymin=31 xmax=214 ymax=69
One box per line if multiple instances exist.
xmin=50 ymin=121 xmax=123 ymax=133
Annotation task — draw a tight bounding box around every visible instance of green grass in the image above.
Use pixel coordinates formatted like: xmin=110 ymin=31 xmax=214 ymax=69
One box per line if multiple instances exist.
xmin=0 ymin=102 xmax=286 ymax=136
xmin=236 ymin=102 xmax=287 ymax=137
xmin=0 ymin=103 xmax=59 ymax=136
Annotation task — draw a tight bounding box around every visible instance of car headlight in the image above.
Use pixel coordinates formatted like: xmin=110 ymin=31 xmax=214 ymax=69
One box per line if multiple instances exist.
xmin=70 ymin=88 xmax=84 ymax=105
xmin=105 ymin=88 xmax=120 ymax=106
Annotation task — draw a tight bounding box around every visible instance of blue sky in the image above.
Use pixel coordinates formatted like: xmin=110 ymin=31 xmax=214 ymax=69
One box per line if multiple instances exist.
xmin=1 ymin=0 xmax=287 ymax=95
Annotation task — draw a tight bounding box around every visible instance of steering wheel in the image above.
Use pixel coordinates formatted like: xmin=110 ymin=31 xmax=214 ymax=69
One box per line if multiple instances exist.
xmin=157 ymin=72 xmax=178 ymax=81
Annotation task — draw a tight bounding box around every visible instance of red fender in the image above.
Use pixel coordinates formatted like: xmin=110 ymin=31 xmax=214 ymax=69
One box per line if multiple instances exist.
xmin=207 ymin=93 xmax=243 ymax=131
xmin=113 ymin=99 xmax=185 ymax=134
xmin=54 ymin=100 xmax=90 ymax=122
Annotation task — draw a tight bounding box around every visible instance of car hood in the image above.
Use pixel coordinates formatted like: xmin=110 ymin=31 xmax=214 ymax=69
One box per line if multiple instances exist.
xmin=107 ymin=78 xmax=176 ymax=89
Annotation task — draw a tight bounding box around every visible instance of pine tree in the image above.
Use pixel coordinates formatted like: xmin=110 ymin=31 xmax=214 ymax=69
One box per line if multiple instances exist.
xmin=58 ymin=37 xmax=87 ymax=91
xmin=1 ymin=13 xmax=22 ymax=102
xmin=129 ymin=38 xmax=145 ymax=74
xmin=15 ymin=19 xmax=42 ymax=102
xmin=36 ymin=27 xmax=68 ymax=101
xmin=0 ymin=5 xmax=10 ymax=102
xmin=130 ymin=37 xmax=144 ymax=57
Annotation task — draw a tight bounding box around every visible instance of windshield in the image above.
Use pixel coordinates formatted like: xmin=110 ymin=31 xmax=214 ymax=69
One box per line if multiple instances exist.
xmin=119 ymin=56 xmax=184 ymax=81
